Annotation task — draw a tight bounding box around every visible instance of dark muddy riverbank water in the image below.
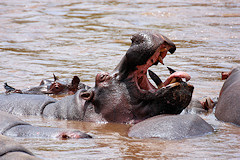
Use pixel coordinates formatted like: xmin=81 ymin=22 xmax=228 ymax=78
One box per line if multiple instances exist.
xmin=0 ymin=0 xmax=239 ymax=159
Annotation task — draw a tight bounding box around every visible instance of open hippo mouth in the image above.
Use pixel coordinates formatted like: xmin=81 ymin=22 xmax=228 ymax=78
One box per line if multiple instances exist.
xmin=82 ymin=32 xmax=194 ymax=123
xmin=113 ymin=32 xmax=191 ymax=93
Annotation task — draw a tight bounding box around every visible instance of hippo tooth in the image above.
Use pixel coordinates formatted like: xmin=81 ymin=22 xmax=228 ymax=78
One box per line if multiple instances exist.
xmin=148 ymin=70 xmax=164 ymax=89
xmin=158 ymin=56 xmax=164 ymax=65
xmin=167 ymin=67 xmax=176 ymax=74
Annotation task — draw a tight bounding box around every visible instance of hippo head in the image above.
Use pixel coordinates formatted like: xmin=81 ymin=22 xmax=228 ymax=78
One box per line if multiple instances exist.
xmin=47 ymin=75 xmax=81 ymax=95
xmin=81 ymin=32 xmax=194 ymax=124
xmin=25 ymin=75 xmax=81 ymax=95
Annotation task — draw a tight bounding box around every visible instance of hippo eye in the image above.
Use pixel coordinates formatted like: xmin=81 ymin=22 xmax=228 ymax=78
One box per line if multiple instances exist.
xmin=54 ymin=84 xmax=63 ymax=91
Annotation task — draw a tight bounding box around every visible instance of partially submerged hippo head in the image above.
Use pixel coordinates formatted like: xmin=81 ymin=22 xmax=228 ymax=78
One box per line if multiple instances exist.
xmin=4 ymin=74 xmax=89 ymax=95
xmin=45 ymin=74 xmax=81 ymax=95
xmin=82 ymin=32 xmax=194 ymax=123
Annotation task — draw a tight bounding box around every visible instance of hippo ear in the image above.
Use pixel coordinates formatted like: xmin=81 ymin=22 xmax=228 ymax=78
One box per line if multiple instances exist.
xmin=53 ymin=73 xmax=59 ymax=81
xmin=72 ymin=76 xmax=80 ymax=86
xmin=80 ymin=90 xmax=94 ymax=101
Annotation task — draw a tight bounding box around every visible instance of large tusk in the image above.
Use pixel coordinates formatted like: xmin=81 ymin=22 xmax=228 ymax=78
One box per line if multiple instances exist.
xmin=148 ymin=70 xmax=164 ymax=89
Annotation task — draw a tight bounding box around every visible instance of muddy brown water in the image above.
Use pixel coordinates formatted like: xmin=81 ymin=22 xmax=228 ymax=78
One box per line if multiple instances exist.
xmin=0 ymin=0 xmax=239 ymax=159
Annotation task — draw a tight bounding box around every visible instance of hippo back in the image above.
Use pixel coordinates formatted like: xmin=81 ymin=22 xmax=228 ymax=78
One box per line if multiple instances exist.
xmin=128 ymin=114 xmax=213 ymax=140
xmin=0 ymin=134 xmax=41 ymax=160
xmin=0 ymin=93 xmax=56 ymax=116
xmin=0 ymin=111 xmax=29 ymax=135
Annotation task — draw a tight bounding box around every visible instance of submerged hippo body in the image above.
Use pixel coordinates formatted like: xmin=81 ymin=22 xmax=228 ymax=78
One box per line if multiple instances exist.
xmin=128 ymin=114 xmax=214 ymax=140
xmin=0 ymin=111 xmax=91 ymax=139
xmin=0 ymin=90 xmax=103 ymax=122
xmin=182 ymin=97 xmax=217 ymax=114
xmin=0 ymin=134 xmax=41 ymax=160
xmin=215 ymin=67 xmax=240 ymax=126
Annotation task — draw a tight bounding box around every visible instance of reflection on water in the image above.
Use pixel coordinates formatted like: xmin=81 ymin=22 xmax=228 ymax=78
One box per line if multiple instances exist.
xmin=0 ymin=0 xmax=240 ymax=159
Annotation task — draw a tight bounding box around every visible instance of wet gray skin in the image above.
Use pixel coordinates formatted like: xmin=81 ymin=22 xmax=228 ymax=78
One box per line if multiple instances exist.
xmin=128 ymin=114 xmax=214 ymax=140
xmin=215 ymin=67 xmax=240 ymax=126
xmin=0 ymin=111 xmax=92 ymax=139
xmin=0 ymin=134 xmax=41 ymax=160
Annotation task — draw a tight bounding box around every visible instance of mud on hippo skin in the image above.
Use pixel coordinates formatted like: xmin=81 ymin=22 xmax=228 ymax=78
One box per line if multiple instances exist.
xmin=215 ymin=67 xmax=240 ymax=126
xmin=83 ymin=32 xmax=194 ymax=123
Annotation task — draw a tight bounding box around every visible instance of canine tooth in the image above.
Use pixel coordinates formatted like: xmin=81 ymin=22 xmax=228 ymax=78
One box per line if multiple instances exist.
xmin=167 ymin=67 xmax=176 ymax=74
xmin=148 ymin=70 xmax=164 ymax=88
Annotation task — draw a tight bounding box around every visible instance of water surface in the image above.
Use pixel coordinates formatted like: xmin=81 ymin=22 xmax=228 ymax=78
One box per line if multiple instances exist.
xmin=0 ymin=0 xmax=240 ymax=159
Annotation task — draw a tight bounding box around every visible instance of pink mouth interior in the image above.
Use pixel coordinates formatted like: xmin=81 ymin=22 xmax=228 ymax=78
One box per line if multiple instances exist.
xmin=131 ymin=51 xmax=162 ymax=93
xmin=136 ymin=72 xmax=157 ymax=92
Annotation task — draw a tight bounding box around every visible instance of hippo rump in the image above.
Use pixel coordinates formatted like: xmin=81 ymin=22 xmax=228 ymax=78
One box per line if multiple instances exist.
xmin=0 ymin=134 xmax=41 ymax=160
xmin=0 ymin=32 xmax=193 ymax=124
xmin=0 ymin=111 xmax=91 ymax=139
xmin=215 ymin=67 xmax=240 ymax=126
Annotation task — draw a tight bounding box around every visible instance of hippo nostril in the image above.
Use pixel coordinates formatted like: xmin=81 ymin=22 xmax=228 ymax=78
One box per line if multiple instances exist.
xmin=80 ymin=90 xmax=94 ymax=101
xmin=100 ymin=75 xmax=105 ymax=82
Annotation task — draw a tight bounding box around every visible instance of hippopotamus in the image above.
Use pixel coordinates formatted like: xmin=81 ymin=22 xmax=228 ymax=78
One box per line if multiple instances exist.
xmin=4 ymin=74 xmax=89 ymax=95
xmin=215 ymin=67 xmax=240 ymax=126
xmin=0 ymin=134 xmax=41 ymax=160
xmin=0 ymin=90 xmax=104 ymax=122
xmin=81 ymin=32 xmax=194 ymax=123
xmin=0 ymin=111 xmax=91 ymax=139
xmin=182 ymin=97 xmax=217 ymax=114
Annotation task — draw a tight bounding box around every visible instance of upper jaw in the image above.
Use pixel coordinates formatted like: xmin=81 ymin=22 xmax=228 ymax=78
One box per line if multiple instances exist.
xmin=113 ymin=32 xmax=177 ymax=90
